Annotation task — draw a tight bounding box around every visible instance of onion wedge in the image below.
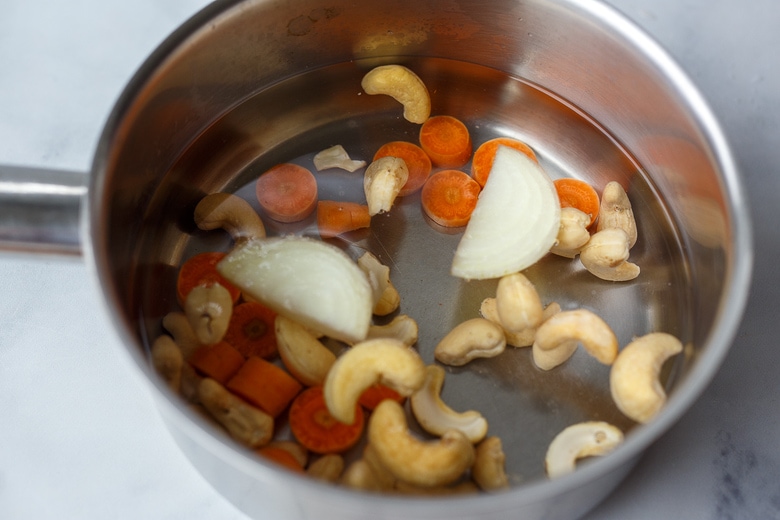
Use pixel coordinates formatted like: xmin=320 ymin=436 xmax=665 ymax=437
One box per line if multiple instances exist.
xmin=217 ymin=236 xmax=373 ymax=343
xmin=451 ymin=146 xmax=560 ymax=280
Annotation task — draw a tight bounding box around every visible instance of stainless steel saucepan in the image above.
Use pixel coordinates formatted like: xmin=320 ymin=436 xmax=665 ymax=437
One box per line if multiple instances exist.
xmin=0 ymin=0 xmax=752 ymax=518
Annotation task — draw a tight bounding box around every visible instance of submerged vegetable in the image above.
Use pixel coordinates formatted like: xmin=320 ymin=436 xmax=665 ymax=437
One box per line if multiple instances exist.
xmin=217 ymin=236 xmax=373 ymax=343
xmin=451 ymin=146 xmax=560 ymax=280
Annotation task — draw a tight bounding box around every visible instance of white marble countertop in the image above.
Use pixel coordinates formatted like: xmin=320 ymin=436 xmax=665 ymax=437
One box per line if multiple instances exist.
xmin=1 ymin=0 xmax=778 ymax=518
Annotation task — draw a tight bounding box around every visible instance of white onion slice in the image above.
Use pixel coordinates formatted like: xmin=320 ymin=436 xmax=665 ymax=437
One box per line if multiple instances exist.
xmin=313 ymin=144 xmax=367 ymax=172
xmin=451 ymin=146 xmax=560 ymax=280
xmin=217 ymin=236 xmax=373 ymax=343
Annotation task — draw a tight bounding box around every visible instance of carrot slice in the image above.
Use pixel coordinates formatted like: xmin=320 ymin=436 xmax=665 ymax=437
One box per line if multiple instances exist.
xmin=471 ymin=137 xmax=538 ymax=187
xmin=256 ymin=446 xmax=305 ymax=473
xmin=373 ymin=141 xmax=433 ymax=196
xmin=255 ymin=163 xmax=318 ymax=223
xmin=420 ymin=169 xmax=481 ymax=227
xmin=316 ymin=200 xmax=371 ymax=238
xmin=226 ymin=356 xmax=303 ymax=417
xmin=419 ymin=115 xmax=473 ymax=168
xmin=553 ymin=178 xmax=601 ymax=227
xmin=358 ymin=383 xmax=405 ymax=411
xmin=176 ymin=252 xmax=241 ymax=306
xmin=188 ymin=341 xmax=245 ymax=384
xmin=289 ymin=386 xmax=365 ymax=454
xmin=223 ymin=301 xmax=278 ymax=359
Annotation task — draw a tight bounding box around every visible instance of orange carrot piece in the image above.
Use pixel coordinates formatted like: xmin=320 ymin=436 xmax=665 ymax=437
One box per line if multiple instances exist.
xmin=471 ymin=137 xmax=538 ymax=187
xmin=224 ymin=301 xmax=278 ymax=359
xmin=176 ymin=252 xmax=241 ymax=306
xmin=188 ymin=341 xmax=245 ymax=384
xmin=419 ymin=115 xmax=473 ymax=168
xmin=289 ymin=386 xmax=365 ymax=454
xmin=553 ymin=178 xmax=601 ymax=227
xmin=358 ymin=383 xmax=405 ymax=411
xmin=226 ymin=356 xmax=303 ymax=417
xmin=255 ymin=163 xmax=318 ymax=223
xmin=316 ymin=200 xmax=371 ymax=238
xmin=373 ymin=141 xmax=433 ymax=196
xmin=420 ymin=169 xmax=481 ymax=227
xmin=256 ymin=446 xmax=305 ymax=473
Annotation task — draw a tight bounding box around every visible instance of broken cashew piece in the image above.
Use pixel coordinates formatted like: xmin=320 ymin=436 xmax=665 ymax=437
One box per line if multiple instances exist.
xmin=313 ymin=144 xmax=366 ymax=172
xmin=410 ymin=365 xmax=488 ymax=443
xmin=361 ymin=64 xmax=431 ymax=124
xmin=197 ymin=378 xmax=274 ymax=448
xmin=365 ymin=314 xmax=419 ymax=347
xmin=550 ymin=207 xmax=592 ymax=258
xmin=323 ymin=338 xmax=426 ymax=424
xmin=194 ymin=193 xmax=266 ymax=243
xmin=597 ymin=181 xmax=637 ymax=248
xmin=545 ymin=421 xmax=624 ymax=478
xmin=357 ymin=251 xmax=401 ymax=316
xmin=580 ymin=228 xmax=640 ymax=282
xmin=162 ymin=311 xmax=201 ymax=358
xmin=532 ymin=309 xmax=618 ymax=369
xmin=434 ymin=318 xmax=506 ymax=366
xmin=481 ymin=298 xmax=561 ymax=348
xmin=184 ymin=283 xmax=234 ymax=345
xmin=364 ymin=156 xmax=409 ymax=216
xmin=610 ymin=332 xmax=683 ymax=423
xmin=495 ymin=272 xmax=544 ymax=332
xmin=369 ymin=399 xmax=475 ymax=488
xmin=150 ymin=335 xmax=183 ymax=392
xmin=472 ymin=436 xmax=510 ymax=492
xmin=275 ymin=315 xmax=336 ymax=386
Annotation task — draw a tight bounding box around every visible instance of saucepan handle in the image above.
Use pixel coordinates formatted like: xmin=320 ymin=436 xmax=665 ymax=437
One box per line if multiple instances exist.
xmin=0 ymin=165 xmax=87 ymax=257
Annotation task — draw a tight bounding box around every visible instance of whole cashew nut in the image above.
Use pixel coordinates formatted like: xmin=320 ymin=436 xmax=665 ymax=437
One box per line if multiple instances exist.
xmin=363 ymin=156 xmax=409 ymax=216
xmin=365 ymin=314 xmax=419 ymax=347
xmin=434 ymin=318 xmax=506 ymax=367
xmin=495 ymin=272 xmax=544 ymax=333
xmin=597 ymin=181 xmax=637 ymax=248
xmin=368 ymin=399 xmax=475 ymax=488
xmin=580 ymin=228 xmax=640 ymax=282
xmin=197 ymin=378 xmax=274 ymax=448
xmin=357 ymin=251 xmax=401 ymax=316
xmin=162 ymin=311 xmax=202 ymax=358
xmin=194 ymin=192 xmax=266 ymax=243
xmin=150 ymin=335 xmax=183 ymax=392
xmin=275 ymin=315 xmax=336 ymax=386
xmin=480 ymin=298 xmax=561 ymax=348
xmin=410 ymin=365 xmax=488 ymax=443
xmin=545 ymin=421 xmax=623 ymax=478
xmin=532 ymin=309 xmax=619 ymax=369
xmin=307 ymin=454 xmax=345 ymax=483
xmin=550 ymin=207 xmax=592 ymax=258
xmin=323 ymin=338 xmax=426 ymax=424
xmin=184 ymin=283 xmax=234 ymax=345
xmin=361 ymin=64 xmax=431 ymax=124
xmin=610 ymin=332 xmax=683 ymax=423
xmin=472 ymin=436 xmax=510 ymax=492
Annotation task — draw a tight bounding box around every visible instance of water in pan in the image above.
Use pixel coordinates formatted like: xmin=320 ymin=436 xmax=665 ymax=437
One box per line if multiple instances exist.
xmin=137 ymin=57 xmax=691 ymax=484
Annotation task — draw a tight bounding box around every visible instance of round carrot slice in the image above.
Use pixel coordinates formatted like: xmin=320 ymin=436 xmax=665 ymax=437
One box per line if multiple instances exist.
xmin=289 ymin=385 xmax=364 ymax=454
xmin=358 ymin=383 xmax=405 ymax=411
xmin=420 ymin=169 xmax=481 ymax=227
xmin=223 ymin=301 xmax=278 ymax=359
xmin=471 ymin=137 xmax=538 ymax=187
xmin=255 ymin=163 xmax=318 ymax=223
xmin=373 ymin=141 xmax=433 ymax=196
xmin=553 ymin=178 xmax=601 ymax=227
xmin=419 ymin=115 xmax=473 ymax=168
xmin=176 ymin=251 xmax=241 ymax=306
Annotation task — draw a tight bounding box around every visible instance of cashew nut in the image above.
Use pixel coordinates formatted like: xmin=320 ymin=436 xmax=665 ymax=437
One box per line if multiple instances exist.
xmin=545 ymin=421 xmax=624 ymax=478
xmin=532 ymin=309 xmax=618 ymax=369
xmin=150 ymin=335 xmax=183 ymax=392
xmin=363 ymin=156 xmax=409 ymax=216
xmin=197 ymin=378 xmax=274 ymax=448
xmin=495 ymin=272 xmax=544 ymax=332
xmin=434 ymin=318 xmax=506 ymax=367
xmin=365 ymin=314 xmax=419 ymax=347
xmin=341 ymin=444 xmax=396 ymax=491
xmin=361 ymin=64 xmax=431 ymax=124
xmin=610 ymin=332 xmax=683 ymax=423
xmin=275 ymin=315 xmax=336 ymax=386
xmin=184 ymin=283 xmax=233 ymax=345
xmin=357 ymin=251 xmax=401 ymax=316
xmin=368 ymin=399 xmax=475 ymax=488
xmin=580 ymin=228 xmax=640 ymax=282
xmin=410 ymin=365 xmax=488 ymax=443
xmin=180 ymin=362 xmax=203 ymax=403
xmin=194 ymin=192 xmax=266 ymax=243
xmin=313 ymin=144 xmax=366 ymax=172
xmin=596 ymin=181 xmax=637 ymax=248
xmin=162 ymin=311 xmax=201 ymax=358
xmin=550 ymin=207 xmax=592 ymax=258
xmin=307 ymin=454 xmax=345 ymax=483
xmin=480 ymin=298 xmax=561 ymax=348
xmin=472 ymin=436 xmax=510 ymax=492
xmin=323 ymin=338 xmax=426 ymax=424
